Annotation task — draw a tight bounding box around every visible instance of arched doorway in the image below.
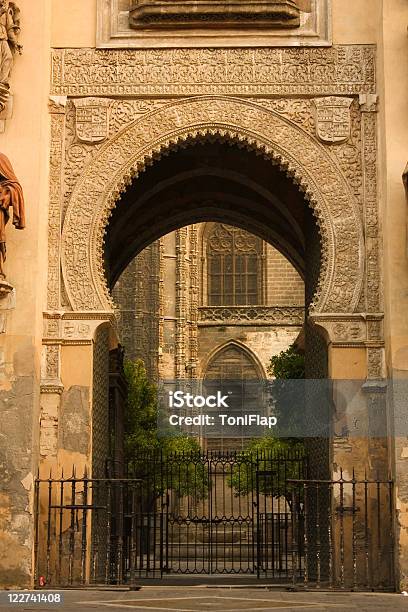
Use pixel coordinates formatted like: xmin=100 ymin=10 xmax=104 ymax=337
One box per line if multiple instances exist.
xmin=38 ymin=97 xmax=393 ymax=590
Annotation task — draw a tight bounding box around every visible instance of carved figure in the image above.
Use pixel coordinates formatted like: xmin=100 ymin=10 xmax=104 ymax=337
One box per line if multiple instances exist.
xmin=0 ymin=1 xmax=22 ymax=110
xmin=0 ymin=152 xmax=25 ymax=279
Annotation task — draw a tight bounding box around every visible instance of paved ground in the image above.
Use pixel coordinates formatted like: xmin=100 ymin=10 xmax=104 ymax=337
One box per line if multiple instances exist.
xmin=1 ymin=587 xmax=408 ymax=612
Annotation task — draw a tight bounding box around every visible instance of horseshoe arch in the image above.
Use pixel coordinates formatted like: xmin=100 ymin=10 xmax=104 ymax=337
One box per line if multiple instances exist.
xmin=61 ymin=96 xmax=364 ymax=315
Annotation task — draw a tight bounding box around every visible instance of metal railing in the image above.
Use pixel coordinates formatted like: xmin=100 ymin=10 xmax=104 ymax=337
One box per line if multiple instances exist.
xmin=34 ymin=460 xmax=395 ymax=590
xmin=288 ymin=471 xmax=395 ymax=591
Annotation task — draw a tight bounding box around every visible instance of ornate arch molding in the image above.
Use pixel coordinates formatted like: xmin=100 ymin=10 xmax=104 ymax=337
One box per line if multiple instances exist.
xmin=61 ymin=96 xmax=364 ymax=315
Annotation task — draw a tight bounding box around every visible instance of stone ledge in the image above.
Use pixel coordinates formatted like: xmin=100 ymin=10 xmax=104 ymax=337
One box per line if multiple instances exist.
xmin=129 ymin=0 xmax=301 ymax=30
xmin=97 ymin=0 xmax=331 ymax=48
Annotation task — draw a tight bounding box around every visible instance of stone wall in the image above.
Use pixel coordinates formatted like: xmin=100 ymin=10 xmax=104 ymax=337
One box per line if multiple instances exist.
xmin=265 ymin=244 xmax=304 ymax=306
xmin=113 ymin=225 xmax=305 ymax=379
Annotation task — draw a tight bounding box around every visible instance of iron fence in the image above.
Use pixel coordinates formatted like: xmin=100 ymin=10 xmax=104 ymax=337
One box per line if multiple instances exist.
xmin=34 ymin=456 xmax=395 ymax=590
xmin=288 ymin=471 xmax=395 ymax=591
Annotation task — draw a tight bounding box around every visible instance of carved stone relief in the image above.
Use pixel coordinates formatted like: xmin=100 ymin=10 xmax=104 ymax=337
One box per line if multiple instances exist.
xmin=73 ymin=97 xmax=113 ymax=144
xmin=45 ymin=44 xmax=383 ymax=386
xmin=59 ymin=95 xmax=365 ymax=316
xmin=359 ymin=94 xmax=381 ymax=314
xmin=188 ymin=224 xmax=199 ymax=376
xmin=0 ymin=1 xmax=22 ymax=131
xmin=312 ymin=96 xmax=353 ymax=144
xmin=62 ymin=99 xmax=167 ymax=218
xmin=175 ymin=227 xmax=188 ymax=379
xmin=48 ymin=101 xmax=66 ymax=310
xmin=199 ymin=305 xmax=304 ymax=325
xmin=129 ymin=0 xmax=303 ymax=31
xmin=51 ymin=46 xmax=375 ymax=98
xmin=367 ymin=347 xmax=384 ymax=380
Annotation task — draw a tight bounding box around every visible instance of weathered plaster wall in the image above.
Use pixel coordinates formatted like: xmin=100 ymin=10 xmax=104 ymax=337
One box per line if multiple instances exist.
xmin=377 ymin=0 xmax=408 ymax=591
xmin=0 ymin=0 xmax=51 ymax=588
xmin=332 ymin=0 xmax=381 ymax=44
xmin=51 ymin=0 xmax=97 ymax=48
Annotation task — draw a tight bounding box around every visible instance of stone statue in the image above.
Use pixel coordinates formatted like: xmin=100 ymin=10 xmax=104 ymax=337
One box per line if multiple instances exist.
xmin=0 ymin=152 xmax=25 ymax=279
xmin=0 ymin=1 xmax=22 ymax=111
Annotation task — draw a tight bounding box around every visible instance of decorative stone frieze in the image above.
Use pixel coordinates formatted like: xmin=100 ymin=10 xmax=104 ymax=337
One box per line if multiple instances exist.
xmin=199 ymin=305 xmax=304 ymax=326
xmin=42 ymin=312 xmax=117 ymax=345
xmin=51 ymin=45 xmax=375 ymax=98
xmin=359 ymin=92 xmax=381 ymax=313
xmin=48 ymin=107 xmax=65 ymax=310
xmin=310 ymin=313 xmax=384 ymax=348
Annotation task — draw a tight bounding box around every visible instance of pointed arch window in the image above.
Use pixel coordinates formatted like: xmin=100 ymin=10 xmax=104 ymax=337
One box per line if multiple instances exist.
xmin=207 ymin=224 xmax=263 ymax=306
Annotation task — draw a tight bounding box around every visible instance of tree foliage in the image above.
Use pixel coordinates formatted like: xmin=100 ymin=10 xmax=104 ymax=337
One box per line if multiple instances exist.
xmin=124 ymin=359 xmax=159 ymax=456
xmin=267 ymin=343 xmax=306 ymax=438
xmin=267 ymin=343 xmax=305 ymax=380
xmin=229 ymin=343 xmax=306 ymax=502
xmin=123 ymin=359 xmax=208 ymax=500
xmin=227 ymin=436 xmax=306 ymax=505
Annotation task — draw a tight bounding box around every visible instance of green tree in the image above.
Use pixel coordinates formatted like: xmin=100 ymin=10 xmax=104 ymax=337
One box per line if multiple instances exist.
xmin=267 ymin=343 xmax=306 ymax=439
xmin=229 ymin=344 xmax=306 ymax=504
xmin=268 ymin=343 xmax=305 ymax=380
xmin=124 ymin=359 xmax=160 ymax=456
xmin=124 ymin=359 xmax=208 ymax=502
xmin=228 ymin=436 xmax=306 ymax=506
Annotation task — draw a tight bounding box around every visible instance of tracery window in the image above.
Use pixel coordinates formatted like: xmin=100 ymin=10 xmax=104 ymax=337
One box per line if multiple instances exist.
xmin=205 ymin=345 xmax=260 ymax=381
xmin=207 ymin=224 xmax=263 ymax=306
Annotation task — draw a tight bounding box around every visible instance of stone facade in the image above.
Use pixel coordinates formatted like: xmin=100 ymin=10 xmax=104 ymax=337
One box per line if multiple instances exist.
xmin=112 ymin=224 xmax=305 ymax=379
xmin=0 ymin=0 xmax=407 ymax=593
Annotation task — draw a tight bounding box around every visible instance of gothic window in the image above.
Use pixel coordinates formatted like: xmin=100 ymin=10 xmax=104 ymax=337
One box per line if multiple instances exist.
xmin=207 ymin=224 xmax=263 ymax=306
xmin=205 ymin=345 xmax=260 ymax=381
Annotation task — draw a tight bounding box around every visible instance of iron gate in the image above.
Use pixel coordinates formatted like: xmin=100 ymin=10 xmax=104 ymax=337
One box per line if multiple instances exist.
xmin=34 ymin=455 xmax=395 ymax=590
xmin=34 ymin=451 xmax=306 ymax=585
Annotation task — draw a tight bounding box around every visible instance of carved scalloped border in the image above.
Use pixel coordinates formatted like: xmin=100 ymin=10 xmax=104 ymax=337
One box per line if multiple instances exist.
xmin=61 ymin=96 xmax=364 ymax=314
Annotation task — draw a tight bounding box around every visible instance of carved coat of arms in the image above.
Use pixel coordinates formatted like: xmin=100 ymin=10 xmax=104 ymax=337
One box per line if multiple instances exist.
xmin=73 ymin=97 xmax=112 ymax=144
xmin=313 ymin=97 xmax=353 ymax=144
